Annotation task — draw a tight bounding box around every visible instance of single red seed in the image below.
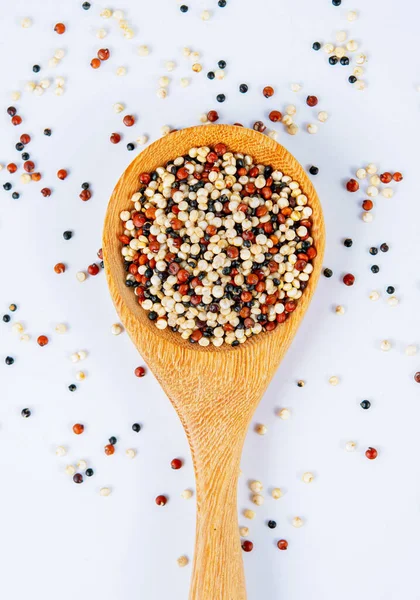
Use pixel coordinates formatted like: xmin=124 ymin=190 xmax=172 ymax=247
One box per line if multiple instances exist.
xmin=57 ymin=169 xmax=68 ymax=180
xmin=54 ymin=22 xmax=66 ymax=34
xmin=171 ymin=458 xmax=183 ymax=470
xmin=54 ymin=262 xmax=66 ymax=274
xmin=104 ymin=444 xmax=115 ymax=456
xmin=285 ymin=301 xmax=296 ymax=312
xmin=37 ymin=335 xmax=49 ymax=347
xmin=207 ymin=110 xmax=219 ymax=122
xmin=214 ymin=142 xmax=227 ymax=155
xmin=393 ymin=172 xmax=403 ymax=182
xmin=79 ymin=189 xmax=91 ymax=201
xmin=414 ymin=372 xmax=420 ymax=383
xmin=123 ymin=115 xmax=135 ymax=127
xmin=306 ymin=95 xmax=318 ymax=107
xmin=253 ymin=121 xmax=266 ymax=132
xmin=31 ymin=172 xmax=41 ymax=182
xmin=277 ymin=539 xmax=288 ymax=550
xmin=262 ymin=86 xmax=274 ymax=98
xmin=177 ymin=269 xmax=189 ymax=283
xmin=7 ymin=163 xmax=17 ymax=173
xmin=88 ymin=263 xmax=100 ymax=276
xmin=155 ymin=495 xmax=167 ymax=506
xmin=97 ymin=48 xmax=110 ymax=61
xmin=139 ymin=172 xmax=151 ymax=185
xmin=362 ymin=200 xmax=373 ymax=211
xmin=73 ymin=473 xmax=83 ymax=484
xmin=346 ymin=179 xmax=359 ymax=192
xmin=91 ymin=58 xmax=101 ymax=69
xmin=135 ymin=366 xmax=146 ymax=378
xmin=41 ymin=188 xmax=51 ymax=197
xmin=380 ymin=172 xmax=392 ymax=184
xmin=11 ymin=115 xmax=22 ymax=126
xmin=176 ymin=167 xmax=189 ymax=180
xmin=343 ymin=273 xmax=355 ymax=286
xmin=73 ymin=423 xmax=84 ymax=435
xmin=24 ymin=161 xmax=35 ymax=173
xmin=241 ymin=541 xmax=253 ymax=552
xmin=269 ymin=110 xmax=282 ymax=122
xmin=20 ymin=134 xmax=31 ymax=144
xmin=110 ymin=132 xmax=121 ymax=144
xmin=365 ymin=447 xmax=378 ymax=460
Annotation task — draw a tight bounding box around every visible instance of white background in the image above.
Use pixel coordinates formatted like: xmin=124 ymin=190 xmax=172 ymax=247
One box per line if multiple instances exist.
xmin=0 ymin=1 xmax=419 ymax=599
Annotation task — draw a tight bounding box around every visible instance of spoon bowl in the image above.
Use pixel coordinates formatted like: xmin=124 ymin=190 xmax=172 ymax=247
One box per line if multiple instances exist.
xmin=103 ymin=124 xmax=325 ymax=599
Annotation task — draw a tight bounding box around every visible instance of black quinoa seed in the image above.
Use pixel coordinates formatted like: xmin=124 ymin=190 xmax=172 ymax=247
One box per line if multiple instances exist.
xmin=218 ymin=0 xmax=227 ymax=6
xmin=22 ymin=152 xmax=30 ymax=160
xmin=344 ymin=238 xmax=353 ymax=247
xmin=5 ymin=356 xmax=14 ymax=365
xmin=81 ymin=182 xmax=89 ymax=189
xmin=216 ymin=94 xmax=226 ymax=103
xmin=369 ymin=247 xmax=378 ymax=256
xmin=180 ymin=4 xmax=188 ymax=12
xmin=309 ymin=166 xmax=319 ymax=175
xmin=239 ymin=83 xmax=248 ymax=93
xmin=21 ymin=408 xmax=31 ymax=418
xmin=127 ymin=143 xmax=135 ymax=151
xmin=340 ymin=57 xmax=350 ymax=66
xmin=63 ymin=231 xmax=73 ymax=240
xmin=68 ymin=384 xmax=77 ymax=392
xmin=312 ymin=42 xmax=321 ymax=51
xmin=360 ymin=400 xmax=371 ymax=409
xmin=85 ymin=468 xmax=94 ymax=476
xmin=386 ymin=286 xmax=395 ymax=294
xmin=82 ymin=1 xmax=91 ymax=8
xmin=32 ymin=64 xmax=41 ymax=73
xmin=329 ymin=56 xmax=339 ymax=65
xmin=44 ymin=128 xmax=52 ymax=136
xmin=218 ymin=60 xmax=226 ymax=69
xmin=332 ymin=0 xmax=341 ymax=5
xmin=348 ymin=75 xmax=357 ymax=84
xmin=380 ymin=243 xmax=389 ymax=253
xmin=109 ymin=436 xmax=117 ymax=445
xmin=132 ymin=423 xmax=141 ymax=432
xmin=371 ymin=265 xmax=380 ymax=273
xmin=12 ymin=192 xmax=20 ymax=200
xmin=15 ymin=142 xmax=24 ymax=151
xmin=323 ymin=268 xmax=333 ymax=278
xmin=267 ymin=520 xmax=277 ymax=529
xmin=207 ymin=71 xmax=215 ymax=80
xmin=3 ymin=315 xmax=11 ymax=323
xmin=3 ymin=183 xmax=12 ymax=191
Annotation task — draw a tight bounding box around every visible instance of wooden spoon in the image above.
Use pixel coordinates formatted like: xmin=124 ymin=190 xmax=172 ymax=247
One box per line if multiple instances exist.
xmin=103 ymin=124 xmax=325 ymax=600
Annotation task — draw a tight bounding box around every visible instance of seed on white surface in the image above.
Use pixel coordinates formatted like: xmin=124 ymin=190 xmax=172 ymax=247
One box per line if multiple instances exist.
xmin=302 ymin=472 xmax=314 ymax=483
xmin=113 ymin=103 xmax=124 ymax=113
xmin=346 ymin=40 xmax=358 ymax=52
xmin=126 ymin=448 xmax=136 ymax=459
xmin=56 ymin=446 xmax=67 ymax=457
xmin=366 ymin=163 xmax=377 ymax=175
xmin=70 ymin=353 xmax=79 ymax=363
xmin=48 ymin=57 xmax=59 ymax=68
xmin=199 ymin=113 xmax=208 ymax=124
xmin=138 ymin=45 xmax=149 ymax=57
xmin=292 ymin=517 xmax=304 ymax=528
xmin=65 ymin=465 xmax=76 ymax=476
xmin=55 ymin=76 xmax=65 ymax=87
xmin=11 ymin=91 xmax=21 ymax=101
xmin=99 ymin=487 xmax=111 ymax=496
xmin=54 ymin=86 xmax=64 ymax=96
xmin=370 ymin=175 xmax=380 ymax=186
xmin=381 ymin=187 xmax=394 ymax=198
xmin=334 ymin=47 xmax=346 ymax=59
xmin=353 ymin=66 xmax=364 ymax=77
xmin=25 ymin=81 xmax=36 ymax=92
xmin=116 ymin=66 xmax=126 ymax=76
xmin=161 ymin=125 xmax=171 ymax=136
xmin=369 ymin=290 xmax=380 ymax=301
xmin=21 ymin=173 xmax=31 ymax=184
xmin=55 ymin=323 xmax=67 ymax=334
xmin=123 ymin=28 xmax=134 ymax=40
xmin=387 ymin=296 xmax=399 ymax=307
xmin=307 ymin=124 xmax=318 ymax=134
xmin=405 ymin=345 xmax=418 ymax=356
xmin=239 ymin=527 xmax=249 ymax=537
xmin=243 ymin=509 xmax=256 ymax=520
xmin=324 ymin=43 xmax=335 ymax=54
xmin=355 ymin=80 xmax=366 ymax=91
xmin=271 ymin=488 xmax=283 ymax=499
xmin=113 ymin=9 xmax=123 ymax=19
xmin=249 ymin=480 xmax=263 ymax=493
xmin=40 ymin=79 xmax=51 ymax=89
xmin=12 ymin=322 xmax=24 ymax=334
xmin=77 ymin=459 xmax=87 ymax=470
xmin=78 ymin=351 xmax=88 ymax=361
xmin=214 ymin=69 xmax=225 ymax=80
xmin=136 ymin=135 xmax=148 ymax=145
xmin=111 ymin=323 xmax=123 ymax=335
xmin=282 ymin=115 xmax=293 ymax=126
xmin=166 ymin=61 xmax=176 ymax=72
xmin=277 ymin=408 xmax=291 ymax=420
xmin=251 ymin=494 xmax=264 ymax=506
xmin=366 ymin=185 xmax=378 ymax=198
xmin=345 ymin=441 xmax=357 ymax=452
xmin=285 ymin=105 xmax=296 ymax=116
xmin=76 ymin=371 xmax=86 ymax=381
xmin=177 ymin=556 xmax=189 ymax=567
xmin=96 ymin=28 xmax=107 ymax=39
xmin=336 ymin=30 xmax=347 ymax=42
xmin=20 ymin=334 xmax=30 ymax=342
xmin=267 ymin=130 xmax=278 ymax=140
xmin=380 ymin=340 xmax=392 ymax=352
xmin=287 ymin=123 xmax=299 ymax=135
xmin=335 ymin=305 xmax=345 ymax=315
xmin=317 ymin=111 xmax=329 ymax=122
xmin=159 ymin=76 xmax=170 ymax=88
xmin=329 ymin=376 xmax=339 ymax=386
xmin=156 ymin=88 xmax=168 ymax=99
xmin=362 ymin=212 xmax=374 ymax=223
xmin=347 ymin=10 xmax=358 ymax=21
xmin=21 ymin=17 xmax=32 ymax=28
xmin=356 ymin=168 xmax=367 ymax=179
xmin=54 ymin=49 xmax=65 ymax=60
xmin=201 ymin=10 xmax=211 ymax=20
xmin=290 ymin=82 xmax=302 ymax=92
xmin=183 ymin=47 xmax=191 ymax=57
xmin=255 ymin=423 xmax=267 ymax=435
xmin=76 ymin=271 xmax=87 ymax=282
xmin=180 ymin=78 xmax=190 ymax=88
xmin=181 ymin=489 xmax=193 ymax=500
xmin=100 ymin=8 xmax=112 ymax=18
xmin=356 ymin=53 xmax=367 ymax=64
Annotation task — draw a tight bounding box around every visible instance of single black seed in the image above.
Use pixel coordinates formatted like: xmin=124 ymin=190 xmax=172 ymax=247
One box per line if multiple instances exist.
xmin=3 ymin=183 xmax=12 ymax=191
xmin=386 ymin=286 xmax=395 ymax=294
xmin=3 ymin=315 xmax=11 ymax=323
xmin=81 ymin=182 xmax=89 ymax=190
xmin=360 ymin=400 xmax=371 ymax=410
xmin=329 ymin=56 xmax=339 ymax=65
xmin=63 ymin=230 xmax=73 ymax=240
xmin=239 ymin=83 xmax=248 ymax=93
xmin=371 ymin=265 xmax=380 ymax=273
xmin=344 ymin=238 xmax=353 ymax=247
xmin=309 ymin=165 xmax=319 ymax=175
xmin=180 ymin=4 xmax=188 ymax=12
xmin=312 ymin=41 xmax=321 ymax=51
xmin=267 ymin=520 xmax=277 ymax=529
xmin=15 ymin=142 xmax=24 ymax=151
xmin=32 ymin=64 xmax=41 ymax=73
xmin=369 ymin=247 xmax=378 ymax=256
xmin=323 ymin=268 xmax=333 ymax=278
xmin=380 ymin=243 xmax=389 ymax=253
xmin=22 ymin=152 xmax=30 ymax=160
xmin=5 ymin=356 xmax=14 ymax=365
xmin=216 ymin=93 xmax=226 ymax=103
xmin=132 ymin=423 xmax=141 ymax=432
xmin=68 ymin=383 xmax=77 ymax=392
xmin=82 ymin=1 xmax=91 ymax=9
xmin=85 ymin=468 xmax=94 ymax=476
xmin=218 ymin=60 xmax=226 ymax=69
xmin=127 ymin=143 xmax=135 ymax=151
xmin=21 ymin=408 xmax=31 ymax=418
xmin=12 ymin=192 xmax=20 ymax=200
xmin=218 ymin=0 xmax=227 ymax=6
xmin=7 ymin=106 xmax=17 ymax=116
xmin=332 ymin=0 xmax=341 ymax=5
xmin=340 ymin=57 xmax=350 ymax=66
xmin=109 ymin=436 xmax=117 ymax=445
xmin=207 ymin=71 xmax=215 ymax=80
xmin=348 ymin=75 xmax=357 ymax=84
xmin=44 ymin=128 xmax=52 ymax=136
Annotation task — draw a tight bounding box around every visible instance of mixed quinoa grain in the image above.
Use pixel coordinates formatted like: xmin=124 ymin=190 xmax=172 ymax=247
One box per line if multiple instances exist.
xmin=119 ymin=144 xmax=316 ymax=347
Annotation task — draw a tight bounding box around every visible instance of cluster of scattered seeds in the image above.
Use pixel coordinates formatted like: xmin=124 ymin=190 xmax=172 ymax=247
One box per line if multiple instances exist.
xmin=119 ymin=144 xmax=317 ymax=347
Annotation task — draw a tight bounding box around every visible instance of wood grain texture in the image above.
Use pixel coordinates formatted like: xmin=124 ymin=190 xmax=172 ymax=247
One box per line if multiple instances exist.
xmin=102 ymin=125 xmax=325 ymax=600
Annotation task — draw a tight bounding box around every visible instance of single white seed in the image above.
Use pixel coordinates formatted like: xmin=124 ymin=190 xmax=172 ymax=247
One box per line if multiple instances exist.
xmin=181 ymin=489 xmax=193 ymax=500
xmin=136 ymin=135 xmax=148 ymax=145
xmin=161 ymin=125 xmax=170 ymax=136
xmin=239 ymin=527 xmax=249 ymax=537
xmin=99 ymin=487 xmax=111 ymax=496
xmin=21 ymin=17 xmax=32 ymax=28
xmin=156 ymin=88 xmax=167 ymax=99
xmin=369 ymin=290 xmax=380 ymax=301
xmin=277 ymin=408 xmax=291 ymax=420
xmin=346 ymin=40 xmax=358 ymax=52
xmin=347 ymin=10 xmax=358 ymax=21
xmin=362 ymin=212 xmax=374 ymax=223
xmin=345 ymin=441 xmax=357 ymax=452
xmin=287 ymin=123 xmax=299 ymax=135
xmin=243 ymin=509 xmax=256 ymax=520
xmin=272 ymin=488 xmax=283 ymax=499
xmin=336 ymin=30 xmax=347 ymax=42
xmin=201 ymin=10 xmax=211 ymax=20
xmin=113 ymin=9 xmax=124 ymax=19
xmin=100 ymin=8 xmax=113 ymax=18
xmin=12 ymin=323 xmax=24 ymax=334
xmin=302 ymin=472 xmax=314 ymax=483
xmin=387 ymin=296 xmax=399 ymax=307
xmin=268 ymin=130 xmax=278 ymax=140
xmin=70 ymin=353 xmax=79 ymax=363
xmin=116 ymin=66 xmax=127 ymax=76
xmin=381 ymin=187 xmax=394 ymax=199
xmin=126 ymin=448 xmax=136 ymax=459
xmin=324 ymin=43 xmax=335 ymax=54
xmin=252 ymin=494 xmax=264 ymax=506
xmin=20 ymin=334 xmax=30 ymax=342
xmin=138 ymin=45 xmax=149 ymax=57
xmin=11 ymin=91 xmax=21 ymax=101
xmin=76 ymin=271 xmax=87 ymax=282
xmin=380 ymin=340 xmax=391 ymax=352
xmin=335 ymin=305 xmax=345 ymax=315
xmin=113 ymin=103 xmax=124 ymax=113
xmin=366 ymin=163 xmax=377 ymax=174
xmin=405 ymin=345 xmax=418 ymax=356
xmin=292 ymin=517 xmax=304 ymax=528
xmin=307 ymin=124 xmax=318 ymax=134
xmin=177 ymin=556 xmax=189 ymax=567
xmin=159 ymin=76 xmax=170 ymax=88
xmin=76 ymin=371 xmax=86 ymax=381
xmin=317 ymin=111 xmax=329 ymax=123
xmin=54 ymin=49 xmax=65 ymax=60
xmin=54 ymin=86 xmax=64 ymax=96
xmin=40 ymin=79 xmax=51 ymax=89
xmin=285 ymin=104 xmax=296 ymax=115
xmin=255 ymin=423 xmax=267 ymax=435
xmin=111 ymin=323 xmax=123 ymax=335
xmin=355 ymin=80 xmax=366 ymax=91
xmin=356 ymin=53 xmax=367 ymax=64
xmin=96 ymin=28 xmax=107 ymax=39
xmin=356 ymin=168 xmax=367 ymax=179
xmin=55 ymin=323 xmax=67 ymax=334
xmin=249 ymin=480 xmax=263 ymax=493
xmin=366 ymin=185 xmax=378 ymax=198
xmin=166 ymin=61 xmax=176 ymax=72
xmin=77 ymin=459 xmax=87 ymax=470
xmin=65 ymin=465 xmax=76 ymax=476
xmin=182 ymin=47 xmax=191 ymax=57
xmin=180 ymin=77 xmax=190 ymax=88
xmin=329 ymin=376 xmax=339 ymax=386
xmin=55 ymin=76 xmax=65 ymax=87
xmin=34 ymin=86 xmax=45 ymax=96
xmin=77 ymin=351 xmax=87 ymax=361
xmin=290 ymin=82 xmax=302 ymax=92
xmin=56 ymin=446 xmax=67 ymax=457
